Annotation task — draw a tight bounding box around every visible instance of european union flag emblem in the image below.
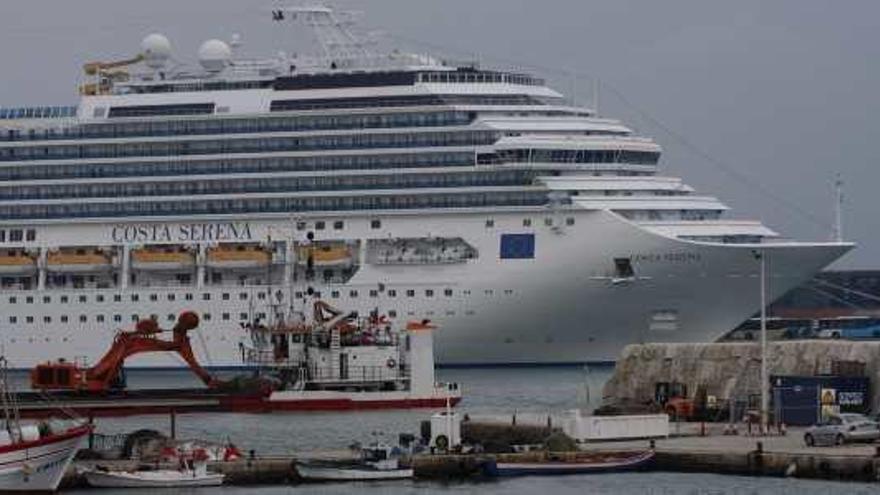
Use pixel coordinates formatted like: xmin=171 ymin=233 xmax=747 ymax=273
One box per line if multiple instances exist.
xmin=500 ymin=234 xmax=535 ymax=259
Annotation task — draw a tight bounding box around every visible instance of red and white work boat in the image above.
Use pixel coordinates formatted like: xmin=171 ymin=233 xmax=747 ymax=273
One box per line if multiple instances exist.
xmin=240 ymin=299 xmax=461 ymax=411
xmin=0 ymin=358 xmax=90 ymax=493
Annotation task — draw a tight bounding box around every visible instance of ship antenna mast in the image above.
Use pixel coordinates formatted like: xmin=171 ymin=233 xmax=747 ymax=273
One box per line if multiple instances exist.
xmin=271 ymin=4 xmax=375 ymax=69
xmin=832 ymin=173 xmax=844 ymax=243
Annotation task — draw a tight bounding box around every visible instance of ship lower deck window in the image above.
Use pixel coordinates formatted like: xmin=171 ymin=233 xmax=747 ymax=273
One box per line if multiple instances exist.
xmin=369 ymin=290 xmax=378 ymax=297
xmin=79 ymin=315 xmax=86 ymax=322
xmin=614 ymin=258 xmax=635 ymax=279
xmin=25 ymin=229 xmax=35 ymax=241
xmin=388 ymin=310 xmax=397 ymax=318
xmin=315 ymin=221 xmax=325 ymax=230
xmin=387 ymin=290 xmax=396 ymax=297
xmin=331 ymin=291 xmax=340 ymax=298
xmin=114 ymin=315 xmax=121 ymax=322
xmin=96 ymin=315 xmax=104 ymax=323
xmin=203 ymin=313 xmax=211 ymax=321
xmin=349 ymin=290 xmax=358 ymax=298
xmin=444 ymin=289 xmax=453 ymax=296
xmin=8 ymin=297 xmax=15 ymax=304
xmin=485 ymin=219 xmax=494 ymax=228
xmin=42 ymin=296 xmax=50 ymax=303
xmin=60 ymin=295 xmax=68 ymax=303
xmin=131 ymin=315 xmax=139 ymax=321
xmin=333 ymin=221 xmax=344 ymax=230
xmin=370 ymin=219 xmax=381 ymax=229
xmin=26 ymin=296 xmax=33 ymax=304
xmin=130 ymin=294 xmax=139 ymax=302
xmin=522 ymin=219 xmax=531 ymax=227
xmin=25 ymin=316 xmax=33 ymax=323
xmin=222 ymin=293 xmax=229 ymax=301
xmin=43 ymin=316 xmax=51 ymax=323
xmin=425 ymin=290 xmax=434 ymax=297
xmin=60 ymin=315 xmax=68 ymax=323
xmin=222 ymin=313 xmax=230 ymax=321
xmin=240 ymin=313 xmax=248 ymax=321
xmin=406 ymin=290 xmax=415 ymax=297
xmin=566 ymin=218 xmax=575 ymax=226
xmin=8 ymin=316 xmax=15 ymax=323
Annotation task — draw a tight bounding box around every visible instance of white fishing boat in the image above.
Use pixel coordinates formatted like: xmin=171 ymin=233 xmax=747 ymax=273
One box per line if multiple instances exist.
xmin=0 ymin=357 xmax=91 ymax=493
xmin=84 ymin=450 xmax=224 ymax=488
xmin=296 ymin=443 xmax=413 ymax=481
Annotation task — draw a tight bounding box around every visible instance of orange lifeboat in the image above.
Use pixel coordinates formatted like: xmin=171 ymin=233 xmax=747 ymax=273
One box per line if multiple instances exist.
xmin=297 ymin=243 xmax=353 ymax=267
xmin=0 ymin=249 xmax=37 ymax=275
xmin=46 ymin=248 xmax=114 ymax=273
xmin=131 ymin=246 xmax=195 ymax=271
xmin=206 ymin=244 xmax=272 ymax=270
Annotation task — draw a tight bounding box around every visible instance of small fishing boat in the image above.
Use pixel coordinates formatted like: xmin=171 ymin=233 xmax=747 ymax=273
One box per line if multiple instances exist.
xmin=295 ymin=443 xmax=413 ymax=481
xmin=482 ymin=450 xmax=655 ymax=477
xmin=84 ymin=448 xmax=225 ymax=488
xmin=0 ymin=357 xmax=91 ymax=493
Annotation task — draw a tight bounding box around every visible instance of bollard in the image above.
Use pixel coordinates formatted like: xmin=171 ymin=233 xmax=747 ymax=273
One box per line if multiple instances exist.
xmin=756 ymin=441 xmax=763 ymax=454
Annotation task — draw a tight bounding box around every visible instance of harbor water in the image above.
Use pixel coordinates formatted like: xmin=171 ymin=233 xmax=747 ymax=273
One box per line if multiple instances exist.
xmin=62 ymin=366 xmax=874 ymax=494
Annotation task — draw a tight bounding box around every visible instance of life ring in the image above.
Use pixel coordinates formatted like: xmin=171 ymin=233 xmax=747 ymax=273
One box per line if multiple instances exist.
xmin=386 ymin=358 xmax=397 ymax=369
xmin=435 ymin=434 xmax=449 ymax=451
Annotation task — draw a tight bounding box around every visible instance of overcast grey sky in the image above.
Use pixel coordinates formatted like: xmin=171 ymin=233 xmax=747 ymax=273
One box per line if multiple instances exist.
xmin=1 ymin=1 xmax=876 ymax=268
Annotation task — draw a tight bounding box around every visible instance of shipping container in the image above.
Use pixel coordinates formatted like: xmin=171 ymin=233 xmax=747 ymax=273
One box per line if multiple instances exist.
xmin=771 ymin=375 xmax=870 ymax=426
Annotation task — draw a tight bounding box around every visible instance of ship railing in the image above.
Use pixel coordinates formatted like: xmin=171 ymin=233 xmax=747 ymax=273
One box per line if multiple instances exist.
xmin=309 ymin=364 xmax=409 ymax=384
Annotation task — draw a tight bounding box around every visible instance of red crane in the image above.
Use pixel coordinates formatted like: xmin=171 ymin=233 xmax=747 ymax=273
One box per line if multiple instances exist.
xmin=31 ymin=311 xmax=218 ymax=393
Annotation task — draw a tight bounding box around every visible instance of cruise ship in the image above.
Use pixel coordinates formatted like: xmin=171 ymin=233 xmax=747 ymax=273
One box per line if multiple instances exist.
xmin=0 ymin=6 xmax=853 ymax=368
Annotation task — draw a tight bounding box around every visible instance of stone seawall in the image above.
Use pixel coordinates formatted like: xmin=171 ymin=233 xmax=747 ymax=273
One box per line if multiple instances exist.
xmin=602 ymin=341 xmax=880 ymax=410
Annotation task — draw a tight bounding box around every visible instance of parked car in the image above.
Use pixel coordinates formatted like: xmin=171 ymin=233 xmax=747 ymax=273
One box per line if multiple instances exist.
xmin=804 ymin=413 xmax=880 ymax=446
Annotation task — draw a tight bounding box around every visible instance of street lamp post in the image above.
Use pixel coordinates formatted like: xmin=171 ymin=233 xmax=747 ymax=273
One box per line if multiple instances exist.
xmin=753 ymin=249 xmax=769 ymax=434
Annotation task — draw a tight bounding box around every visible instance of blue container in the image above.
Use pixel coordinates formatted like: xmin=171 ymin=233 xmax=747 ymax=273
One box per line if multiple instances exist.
xmin=771 ymin=375 xmax=870 ymax=426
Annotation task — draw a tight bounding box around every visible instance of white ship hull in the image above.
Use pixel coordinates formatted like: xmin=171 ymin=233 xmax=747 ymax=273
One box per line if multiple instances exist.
xmin=84 ymin=469 xmax=225 ymax=488
xmin=0 ymin=210 xmax=850 ymax=368
xmin=296 ymin=463 xmax=413 ymax=481
xmin=0 ymin=425 xmax=89 ymax=493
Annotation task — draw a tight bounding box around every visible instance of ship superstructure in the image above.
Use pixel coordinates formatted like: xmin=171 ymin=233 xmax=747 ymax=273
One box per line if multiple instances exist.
xmin=0 ymin=6 xmax=852 ymax=367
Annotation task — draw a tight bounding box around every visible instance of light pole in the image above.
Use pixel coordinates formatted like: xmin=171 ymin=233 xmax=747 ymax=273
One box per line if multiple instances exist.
xmin=752 ymin=249 xmax=768 ymax=434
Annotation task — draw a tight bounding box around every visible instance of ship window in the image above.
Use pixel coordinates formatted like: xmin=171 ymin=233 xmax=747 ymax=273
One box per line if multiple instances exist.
xmin=388 ymin=290 xmax=396 ymax=297
xmin=522 ymin=219 xmax=531 ymax=227
xmin=331 ymin=291 xmax=340 ymax=298
xmin=371 ymin=219 xmax=381 ymax=229
xmin=296 ymin=221 xmax=307 ymax=231
xmin=614 ymin=258 xmax=635 ymax=279
xmin=388 ymin=310 xmax=397 ymax=318
xmin=8 ymin=316 xmax=15 ymax=323
xmin=425 ymin=289 xmax=434 ymax=297
xmin=96 ymin=315 xmax=104 ymax=322
xmin=240 ymin=313 xmax=248 ymax=321
xmin=203 ymin=313 xmax=211 ymax=321
xmin=60 ymin=295 xmax=69 ymax=303
xmin=566 ymin=217 xmax=575 ymax=226
xmin=25 ymin=229 xmax=35 ymax=241
xmin=8 ymin=297 xmax=14 ymax=304
xmin=333 ymin=221 xmax=344 ymax=230
xmin=149 ymin=294 xmax=157 ymax=301
xmin=166 ymin=294 xmax=175 ymax=301
xmin=114 ymin=315 xmax=121 ymax=322
xmin=9 ymin=229 xmax=22 ymax=241
xmin=79 ymin=315 xmax=87 ymax=322
xmin=26 ymin=296 xmax=33 ymax=304
xmin=130 ymin=294 xmax=139 ymax=302
xmin=167 ymin=314 xmax=175 ymax=322
xmin=315 ymin=221 xmax=326 ymax=230
xmin=78 ymin=295 xmax=86 ymax=303
xmin=544 ymin=218 xmax=553 ymax=226
xmin=185 ymin=293 xmax=194 ymax=301
xmin=295 ymin=291 xmax=303 ymax=298
xmin=221 ymin=293 xmax=229 ymax=300
xmin=444 ymin=289 xmax=453 ymax=296
xmin=349 ymin=290 xmax=358 ymax=298
xmin=222 ymin=313 xmax=230 ymax=321
xmin=26 ymin=316 xmax=33 ymax=324
xmin=96 ymin=295 xmax=104 ymax=302
xmin=60 ymin=315 xmax=68 ymax=323
xmin=202 ymin=293 xmax=211 ymax=301
xmin=0 ymin=230 xmax=5 ymax=242
xmin=406 ymin=289 xmax=415 ymax=297
xmin=239 ymin=292 xmax=248 ymax=300
xmin=369 ymin=290 xmax=378 ymax=297
xmin=256 ymin=292 xmax=265 ymax=300
xmin=485 ymin=219 xmax=494 ymax=228
xmin=43 ymin=296 xmax=51 ymax=303
xmin=131 ymin=315 xmax=139 ymax=322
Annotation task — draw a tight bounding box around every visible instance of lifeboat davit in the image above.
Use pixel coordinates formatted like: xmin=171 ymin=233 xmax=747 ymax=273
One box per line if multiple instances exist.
xmin=0 ymin=249 xmax=37 ymax=275
xmin=297 ymin=244 xmax=353 ymax=267
xmin=206 ymin=244 xmax=272 ymax=270
xmin=46 ymin=248 xmax=114 ymax=273
xmin=131 ymin=246 xmax=195 ymax=271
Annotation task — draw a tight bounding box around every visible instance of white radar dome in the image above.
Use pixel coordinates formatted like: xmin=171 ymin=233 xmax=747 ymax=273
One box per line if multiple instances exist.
xmin=198 ymin=39 xmax=231 ymax=72
xmin=141 ymin=33 xmax=172 ymax=69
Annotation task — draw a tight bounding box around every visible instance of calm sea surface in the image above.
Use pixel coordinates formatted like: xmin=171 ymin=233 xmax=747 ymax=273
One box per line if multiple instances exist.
xmin=57 ymin=366 xmax=874 ymax=494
